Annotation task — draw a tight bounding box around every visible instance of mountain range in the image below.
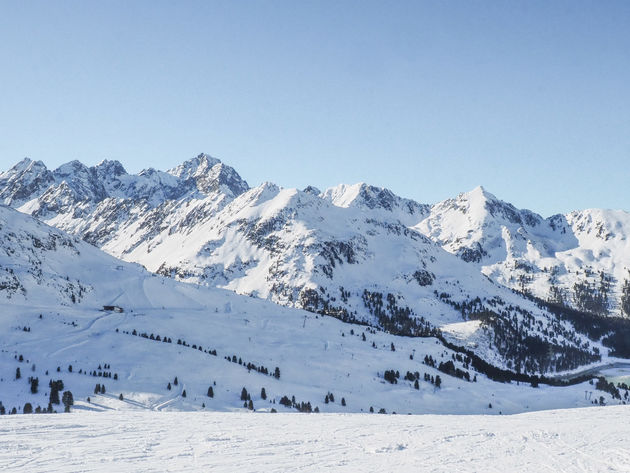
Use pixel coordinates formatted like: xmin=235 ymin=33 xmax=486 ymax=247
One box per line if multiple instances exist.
xmin=2 ymin=154 xmax=630 ymax=377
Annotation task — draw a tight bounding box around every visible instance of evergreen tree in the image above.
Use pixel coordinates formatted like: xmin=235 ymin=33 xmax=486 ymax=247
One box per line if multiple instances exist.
xmin=174 ymin=377 xmax=178 ymax=386
xmin=119 ymin=393 xmax=124 ymax=401
xmin=621 ymin=278 xmax=630 ymax=317
xmin=167 ymin=382 xmax=171 ymax=390
xmin=23 ymin=403 xmax=33 ymax=414
xmin=341 ymin=397 xmax=346 ymax=407
xmin=261 ymin=387 xmax=267 ymax=400
xmin=241 ymin=387 xmax=248 ymax=401
xmin=207 ymin=386 xmax=214 ymax=398
xmin=182 ymin=390 xmax=187 ymax=398
xmin=274 ymin=367 xmax=281 ymax=379
xmin=30 ymin=377 xmax=39 ymax=394
xmin=15 ymin=367 xmax=21 ymax=380
xmin=49 ymin=381 xmax=63 ymax=405
xmin=248 ymin=399 xmax=253 ymax=410
xmin=62 ymin=391 xmax=74 ymax=413
xmin=414 ymin=379 xmax=419 ymax=390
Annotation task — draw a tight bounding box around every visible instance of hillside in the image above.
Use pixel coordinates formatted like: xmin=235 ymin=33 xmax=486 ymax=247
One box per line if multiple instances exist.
xmin=1 ymin=204 xmax=627 ymax=417
xmin=2 ymin=155 xmax=630 ymax=376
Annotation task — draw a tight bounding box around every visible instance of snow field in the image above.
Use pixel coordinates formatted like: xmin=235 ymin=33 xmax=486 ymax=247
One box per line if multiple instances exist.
xmin=0 ymin=407 xmax=628 ymax=472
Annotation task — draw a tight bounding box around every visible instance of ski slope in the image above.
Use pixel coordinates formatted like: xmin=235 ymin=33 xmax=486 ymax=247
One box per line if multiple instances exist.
xmin=0 ymin=407 xmax=628 ymax=473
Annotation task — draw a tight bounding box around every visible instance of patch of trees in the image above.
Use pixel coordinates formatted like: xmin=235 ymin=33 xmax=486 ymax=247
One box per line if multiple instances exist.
xmin=438 ymin=290 xmax=601 ymax=373
xmin=384 ymin=370 xmax=398 ymax=384
xmin=438 ymin=360 xmax=470 ymax=382
xmin=298 ymin=287 xmax=368 ymax=326
xmin=436 ymin=333 xmax=592 ymax=387
xmin=536 ymin=296 xmax=630 ymax=358
xmin=88 ymin=363 xmax=118 ymax=380
xmin=279 ymin=394 xmax=316 ymax=413
xmin=361 ymin=290 xmax=439 ymax=337
xmin=224 ymin=354 xmax=279 ymax=380
xmin=412 ymin=270 xmax=435 ymax=287
xmin=595 ymin=377 xmax=621 ymax=400
xmin=572 ymin=272 xmax=611 ymax=316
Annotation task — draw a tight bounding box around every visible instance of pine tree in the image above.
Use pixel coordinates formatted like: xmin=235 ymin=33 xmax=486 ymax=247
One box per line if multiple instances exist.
xmin=414 ymin=379 xmax=419 ymax=390
xmin=174 ymin=377 xmax=178 ymax=386
xmin=62 ymin=391 xmax=74 ymax=413
xmin=119 ymin=393 xmax=124 ymax=401
xmin=621 ymin=278 xmax=630 ymax=317
xmin=274 ymin=367 xmax=281 ymax=379
xmin=341 ymin=397 xmax=346 ymax=407
xmin=207 ymin=386 xmax=214 ymax=398
xmin=248 ymin=399 xmax=253 ymax=410
xmin=241 ymin=387 xmax=248 ymax=401
xmin=182 ymin=390 xmax=187 ymax=398
xmin=49 ymin=381 xmax=63 ymax=405
xmin=261 ymin=387 xmax=267 ymax=400
xmin=15 ymin=367 xmax=21 ymax=380
xmin=23 ymin=403 xmax=33 ymax=414
xmin=30 ymin=377 xmax=39 ymax=394
xmin=167 ymin=382 xmax=171 ymax=390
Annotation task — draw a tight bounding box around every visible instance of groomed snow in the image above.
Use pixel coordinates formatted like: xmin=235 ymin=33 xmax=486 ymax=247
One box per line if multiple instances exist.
xmin=1 ymin=407 xmax=628 ymax=472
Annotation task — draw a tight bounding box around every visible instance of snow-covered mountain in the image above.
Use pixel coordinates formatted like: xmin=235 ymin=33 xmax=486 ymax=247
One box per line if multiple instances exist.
xmin=1 ymin=203 xmax=627 ymax=418
xmin=2 ymin=155 xmax=630 ymax=377
xmin=416 ymin=186 xmax=630 ymax=317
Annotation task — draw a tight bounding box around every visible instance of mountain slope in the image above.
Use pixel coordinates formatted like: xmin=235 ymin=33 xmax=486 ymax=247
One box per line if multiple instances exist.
xmin=416 ymin=187 xmax=630 ymax=317
xmin=0 ymin=204 xmax=625 ymax=418
xmin=1 ymin=156 xmax=629 ymax=375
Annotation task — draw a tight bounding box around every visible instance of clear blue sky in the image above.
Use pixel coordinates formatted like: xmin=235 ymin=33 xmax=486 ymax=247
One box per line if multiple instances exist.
xmin=1 ymin=1 xmax=628 ymax=216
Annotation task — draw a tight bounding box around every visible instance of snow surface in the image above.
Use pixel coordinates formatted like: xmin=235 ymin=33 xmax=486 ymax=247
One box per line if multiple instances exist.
xmin=1 ymin=407 xmax=629 ymax=472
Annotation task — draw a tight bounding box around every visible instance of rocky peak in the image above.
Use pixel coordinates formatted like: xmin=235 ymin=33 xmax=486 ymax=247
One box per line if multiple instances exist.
xmin=94 ymin=159 xmax=127 ymax=178
xmin=322 ymin=182 xmax=429 ymax=225
xmin=0 ymin=158 xmax=54 ymax=206
xmin=167 ymin=153 xmax=221 ymax=180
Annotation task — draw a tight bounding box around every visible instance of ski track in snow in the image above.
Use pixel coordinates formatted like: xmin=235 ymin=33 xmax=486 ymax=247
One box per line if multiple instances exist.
xmin=0 ymin=407 xmax=629 ymax=473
